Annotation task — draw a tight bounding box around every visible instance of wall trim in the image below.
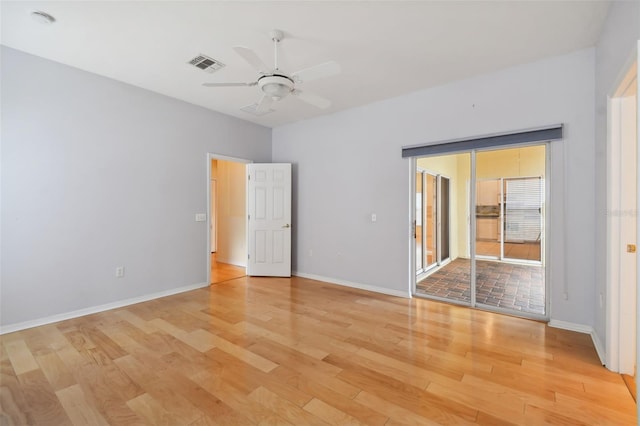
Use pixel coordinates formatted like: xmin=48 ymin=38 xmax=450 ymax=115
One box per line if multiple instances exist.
xmin=293 ymin=271 xmax=411 ymax=299
xmin=591 ymin=330 xmax=607 ymax=367
xmin=548 ymin=319 xmax=606 ymax=365
xmin=0 ymin=281 xmax=210 ymax=335
xmin=215 ymin=256 xmax=246 ymax=268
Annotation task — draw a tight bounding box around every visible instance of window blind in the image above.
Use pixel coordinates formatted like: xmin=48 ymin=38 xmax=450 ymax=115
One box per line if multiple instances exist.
xmin=504 ymin=177 xmax=543 ymax=242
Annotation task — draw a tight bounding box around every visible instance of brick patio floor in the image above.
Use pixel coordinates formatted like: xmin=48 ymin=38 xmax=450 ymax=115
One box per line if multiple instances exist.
xmin=416 ymin=258 xmax=544 ymax=315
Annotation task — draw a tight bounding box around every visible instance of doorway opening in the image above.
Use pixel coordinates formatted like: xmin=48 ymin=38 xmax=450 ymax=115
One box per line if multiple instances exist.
xmin=606 ymin=59 xmax=637 ymax=394
xmin=413 ymin=144 xmax=548 ymax=319
xmin=208 ymin=154 xmax=249 ymax=284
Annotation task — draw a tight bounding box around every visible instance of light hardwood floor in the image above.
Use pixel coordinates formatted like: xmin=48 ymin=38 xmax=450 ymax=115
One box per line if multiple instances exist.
xmin=211 ymin=253 xmax=246 ymax=284
xmin=1 ymin=276 xmax=636 ymax=425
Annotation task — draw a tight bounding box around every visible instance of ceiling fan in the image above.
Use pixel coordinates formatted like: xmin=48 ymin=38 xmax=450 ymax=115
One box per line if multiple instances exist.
xmin=203 ymin=29 xmax=341 ymax=114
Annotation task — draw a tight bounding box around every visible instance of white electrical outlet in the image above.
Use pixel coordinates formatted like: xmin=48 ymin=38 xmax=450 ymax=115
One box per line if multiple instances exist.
xmin=371 ymin=213 xmax=377 ymax=222
xmin=115 ymin=266 xmax=125 ymax=278
xmin=195 ymin=213 xmax=207 ymax=222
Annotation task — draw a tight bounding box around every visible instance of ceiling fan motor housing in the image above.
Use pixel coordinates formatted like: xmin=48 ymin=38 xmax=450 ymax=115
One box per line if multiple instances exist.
xmin=258 ymin=74 xmax=294 ymax=100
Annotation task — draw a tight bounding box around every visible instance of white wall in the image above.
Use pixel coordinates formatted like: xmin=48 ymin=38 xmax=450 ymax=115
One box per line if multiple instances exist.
xmin=0 ymin=47 xmax=271 ymax=329
xmin=593 ymin=0 xmax=640 ymax=355
xmin=273 ymin=48 xmax=596 ymax=325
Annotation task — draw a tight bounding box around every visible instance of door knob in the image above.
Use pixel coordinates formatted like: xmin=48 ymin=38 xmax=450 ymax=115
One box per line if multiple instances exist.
xmin=282 ymin=224 xmax=290 ymax=228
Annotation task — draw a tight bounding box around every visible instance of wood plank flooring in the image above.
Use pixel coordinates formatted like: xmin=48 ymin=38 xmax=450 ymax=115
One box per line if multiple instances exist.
xmin=1 ymin=276 xmax=636 ymax=425
xmin=210 ymin=253 xmax=245 ymax=284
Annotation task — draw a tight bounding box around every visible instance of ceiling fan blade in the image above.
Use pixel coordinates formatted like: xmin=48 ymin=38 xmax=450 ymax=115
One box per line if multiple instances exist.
xmin=292 ymin=90 xmax=331 ymax=109
xmin=255 ymin=95 xmax=274 ymax=114
xmin=233 ymin=46 xmax=270 ymax=73
xmin=291 ymin=61 xmax=341 ymax=83
xmin=202 ymin=81 xmax=257 ymax=87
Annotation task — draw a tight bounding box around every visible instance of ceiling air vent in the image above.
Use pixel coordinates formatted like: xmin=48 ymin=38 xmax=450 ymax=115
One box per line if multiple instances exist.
xmin=240 ymin=103 xmax=275 ymax=116
xmin=188 ymin=54 xmax=225 ymax=73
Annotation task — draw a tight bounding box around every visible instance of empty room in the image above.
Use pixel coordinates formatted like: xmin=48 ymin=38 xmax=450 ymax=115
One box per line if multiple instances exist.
xmin=1 ymin=1 xmax=639 ymax=424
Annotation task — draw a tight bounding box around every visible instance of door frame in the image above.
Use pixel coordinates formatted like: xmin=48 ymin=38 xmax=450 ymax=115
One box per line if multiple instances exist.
xmin=210 ymin=178 xmax=217 ymax=253
xmin=206 ymin=153 xmax=252 ymax=286
xmin=605 ymin=55 xmax=638 ymax=374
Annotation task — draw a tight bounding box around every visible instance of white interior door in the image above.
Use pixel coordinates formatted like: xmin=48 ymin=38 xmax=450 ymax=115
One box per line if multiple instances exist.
xmin=247 ymin=163 xmax=292 ymax=277
xmin=619 ymin=92 xmax=637 ymax=375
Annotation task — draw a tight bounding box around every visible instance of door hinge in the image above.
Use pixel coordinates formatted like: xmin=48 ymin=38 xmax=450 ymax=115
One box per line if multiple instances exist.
xmin=248 ymin=214 xmax=250 ymax=220
xmin=248 ymin=175 xmax=251 ymax=181
xmin=248 ymin=254 xmax=250 ymax=259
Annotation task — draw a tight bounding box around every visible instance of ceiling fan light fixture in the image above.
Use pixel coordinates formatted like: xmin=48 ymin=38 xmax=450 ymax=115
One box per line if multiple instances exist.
xmin=258 ymin=75 xmax=294 ymax=101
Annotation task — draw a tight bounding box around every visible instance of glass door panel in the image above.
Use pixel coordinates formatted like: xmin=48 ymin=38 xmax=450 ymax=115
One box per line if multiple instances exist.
xmin=415 ymin=153 xmax=470 ymax=305
xmin=475 ymin=147 xmax=546 ymax=316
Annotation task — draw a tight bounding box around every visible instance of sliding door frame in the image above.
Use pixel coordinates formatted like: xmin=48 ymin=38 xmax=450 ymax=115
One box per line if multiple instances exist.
xmin=410 ymin=142 xmax=551 ymax=321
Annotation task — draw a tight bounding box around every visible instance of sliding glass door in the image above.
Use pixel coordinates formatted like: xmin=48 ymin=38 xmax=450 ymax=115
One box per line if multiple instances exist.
xmin=414 ymin=145 xmax=547 ymax=318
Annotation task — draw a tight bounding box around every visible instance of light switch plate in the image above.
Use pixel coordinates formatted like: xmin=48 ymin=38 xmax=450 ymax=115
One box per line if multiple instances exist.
xmin=195 ymin=213 xmax=207 ymax=222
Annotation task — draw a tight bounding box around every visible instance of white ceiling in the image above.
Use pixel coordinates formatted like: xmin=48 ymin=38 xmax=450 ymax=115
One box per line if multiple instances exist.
xmin=1 ymin=1 xmax=611 ymax=128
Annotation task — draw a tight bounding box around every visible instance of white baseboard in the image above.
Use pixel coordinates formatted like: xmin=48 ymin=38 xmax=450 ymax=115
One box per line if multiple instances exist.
xmin=548 ymin=319 xmax=593 ymax=334
xmin=215 ymin=256 xmax=246 ymax=268
xmin=548 ymin=319 xmax=606 ymax=365
xmin=590 ymin=330 xmax=606 ymax=366
xmin=293 ymin=271 xmax=411 ymax=299
xmin=0 ymin=282 xmax=210 ymax=335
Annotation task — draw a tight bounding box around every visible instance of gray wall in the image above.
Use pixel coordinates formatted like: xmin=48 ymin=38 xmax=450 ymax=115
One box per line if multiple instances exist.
xmin=593 ymin=1 xmax=640 ymax=352
xmin=273 ymin=48 xmax=596 ymax=326
xmin=1 ymin=47 xmax=271 ymax=328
